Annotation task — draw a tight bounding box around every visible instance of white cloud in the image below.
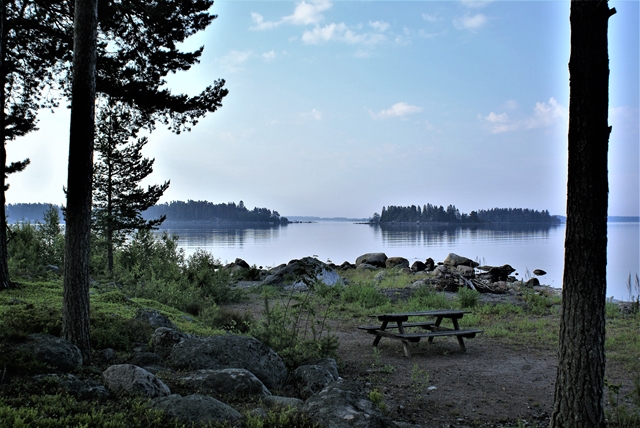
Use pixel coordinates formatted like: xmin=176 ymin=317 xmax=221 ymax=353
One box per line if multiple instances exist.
xmin=216 ymin=50 xmax=253 ymax=73
xmin=483 ymin=98 xmax=567 ymax=133
xmin=250 ymin=12 xmax=280 ymax=30
xmin=262 ymin=50 xmax=276 ymax=61
xmin=301 ymin=108 xmax=324 ymax=121
xmin=302 ymin=23 xmax=386 ymax=46
xmin=283 ymin=0 xmax=332 ymax=25
xmin=421 ymin=13 xmax=441 ymax=22
xmin=372 ymin=102 xmax=424 ymax=119
xmin=526 ymin=98 xmax=566 ymax=129
xmin=369 ymin=20 xmax=389 ymax=31
xmin=454 ymin=14 xmax=487 ymax=30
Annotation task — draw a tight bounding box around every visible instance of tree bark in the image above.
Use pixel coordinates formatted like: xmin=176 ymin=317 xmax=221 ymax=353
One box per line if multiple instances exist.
xmin=63 ymin=0 xmax=99 ymax=359
xmin=550 ymin=1 xmax=615 ymax=427
xmin=0 ymin=0 xmax=9 ymax=290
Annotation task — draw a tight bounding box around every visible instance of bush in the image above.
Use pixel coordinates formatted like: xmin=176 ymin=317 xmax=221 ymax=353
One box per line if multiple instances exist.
xmin=342 ymin=284 xmax=388 ymax=309
xmin=458 ymin=287 xmax=480 ymax=308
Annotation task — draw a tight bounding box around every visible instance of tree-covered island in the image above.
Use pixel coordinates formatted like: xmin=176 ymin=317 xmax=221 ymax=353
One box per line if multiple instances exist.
xmin=371 ymin=204 xmax=561 ymax=224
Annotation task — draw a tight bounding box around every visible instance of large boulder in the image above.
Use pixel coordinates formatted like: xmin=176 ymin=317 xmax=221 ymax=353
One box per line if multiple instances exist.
xmin=102 ymin=364 xmax=171 ymax=398
xmin=425 ymin=258 xmax=435 ymax=271
xmin=263 ymin=257 xmax=341 ymax=288
xmin=443 ymin=253 xmax=479 ymax=268
xmin=456 ymin=265 xmax=475 ymax=278
xmin=19 ymin=334 xmax=83 ymax=372
xmin=168 ymin=334 xmax=287 ymax=390
xmin=355 ymin=253 xmax=388 ymax=268
xmin=134 ymin=309 xmax=177 ymax=330
xmin=411 ymin=261 xmax=426 ymax=272
xmin=385 ymin=257 xmax=409 ymax=270
xmin=302 ymin=380 xmax=394 ymax=428
xmin=479 ymin=264 xmax=516 ymax=282
xmin=177 ymin=368 xmax=271 ymax=398
xmin=152 ymin=327 xmax=193 ymax=359
xmin=290 ymin=361 xmax=339 ymax=400
xmin=150 ymin=394 xmax=242 ymax=426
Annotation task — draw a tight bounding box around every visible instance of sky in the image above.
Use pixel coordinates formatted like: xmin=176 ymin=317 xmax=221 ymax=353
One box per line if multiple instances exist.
xmin=8 ymin=0 xmax=640 ymax=218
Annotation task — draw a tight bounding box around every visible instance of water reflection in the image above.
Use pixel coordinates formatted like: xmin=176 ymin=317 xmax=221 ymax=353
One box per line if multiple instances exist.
xmin=373 ymin=223 xmax=560 ymax=247
xmin=157 ymin=224 xmax=283 ymax=250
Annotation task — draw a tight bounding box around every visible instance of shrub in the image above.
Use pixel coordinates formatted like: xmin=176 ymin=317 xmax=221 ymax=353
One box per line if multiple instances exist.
xmin=342 ymin=284 xmax=388 ymax=309
xmin=458 ymin=287 xmax=480 ymax=308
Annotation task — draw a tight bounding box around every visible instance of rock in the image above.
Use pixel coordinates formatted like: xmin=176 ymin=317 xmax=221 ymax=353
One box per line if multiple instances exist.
xmin=425 ymin=258 xmax=435 ymax=271
xmin=36 ymin=374 xmax=110 ymax=401
xmin=129 ymin=351 xmax=164 ymax=369
xmin=45 ymin=265 xmax=61 ymax=274
xmin=339 ymin=261 xmax=355 ymax=270
xmin=234 ymin=258 xmax=250 ymax=269
xmin=433 ymin=265 xmax=450 ymax=277
xmin=533 ymin=269 xmax=547 ymax=276
xmin=355 ymin=253 xmax=388 ymax=268
xmin=291 ymin=364 xmax=337 ymax=399
xmin=302 ymin=379 xmax=393 ymax=428
xmin=386 ymin=257 xmax=409 ymax=270
xmin=356 ymin=263 xmax=378 ymax=271
xmin=262 ymin=395 xmax=304 ymax=409
xmin=315 ymin=358 xmax=339 ymax=381
xmin=177 ymin=368 xmax=271 ymax=398
xmin=168 ymin=334 xmax=287 ymax=391
xmin=102 ymin=364 xmax=171 ymax=398
xmin=20 ymin=334 xmax=83 ymax=372
xmin=374 ymin=271 xmax=386 ymax=282
xmin=485 ymin=264 xmax=516 ymax=282
xmin=443 ymin=253 xmax=479 ymax=268
xmin=134 ymin=309 xmax=177 ymax=330
xmin=263 ymin=257 xmax=341 ymax=288
xmin=411 ymin=261 xmax=426 ymax=272
xmin=96 ymin=348 xmax=116 ymax=362
xmin=152 ymin=327 xmax=193 ymax=359
xmin=456 ymin=265 xmax=475 ymax=278
xmin=150 ymin=394 xmax=242 ymax=426
xmin=524 ymin=278 xmax=540 ymax=288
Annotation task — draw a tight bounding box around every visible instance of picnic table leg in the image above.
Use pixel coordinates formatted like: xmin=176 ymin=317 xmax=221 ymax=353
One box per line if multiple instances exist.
xmin=372 ymin=320 xmax=388 ymax=347
xmin=396 ymin=322 xmax=411 ymax=358
xmin=451 ymin=317 xmax=467 ymax=352
xmin=428 ymin=316 xmax=444 ymax=344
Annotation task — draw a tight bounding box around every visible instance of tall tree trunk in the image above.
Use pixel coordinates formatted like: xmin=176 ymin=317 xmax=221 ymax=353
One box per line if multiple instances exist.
xmin=63 ymin=0 xmax=99 ymax=359
xmin=550 ymin=1 xmax=615 ymax=427
xmin=0 ymin=0 xmax=10 ymax=290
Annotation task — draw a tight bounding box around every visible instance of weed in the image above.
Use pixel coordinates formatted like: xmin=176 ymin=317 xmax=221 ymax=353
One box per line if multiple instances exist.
xmin=368 ymin=389 xmax=388 ymax=413
xmin=342 ymin=283 xmax=388 ymax=309
xmin=605 ymin=377 xmax=640 ymax=427
xmin=457 ymin=287 xmax=480 ymax=308
xmin=410 ymin=363 xmax=430 ymax=395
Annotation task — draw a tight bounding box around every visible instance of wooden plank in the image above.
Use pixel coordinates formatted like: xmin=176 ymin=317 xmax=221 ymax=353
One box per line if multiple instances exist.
xmin=358 ymin=322 xmax=436 ymax=331
xmin=395 ymin=329 xmax=483 ymax=339
xmin=366 ymin=329 xmax=422 ymax=342
xmin=371 ymin=310 xmax=470 ymax=318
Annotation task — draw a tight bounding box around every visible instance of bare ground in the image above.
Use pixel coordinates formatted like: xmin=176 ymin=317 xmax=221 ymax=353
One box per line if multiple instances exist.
xmin=229 ymin=287 xmax=633 ymax=428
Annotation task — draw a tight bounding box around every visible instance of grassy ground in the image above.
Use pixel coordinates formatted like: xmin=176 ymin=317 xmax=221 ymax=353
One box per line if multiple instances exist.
xmin=0 ymin=270 xmax=638 ymax=427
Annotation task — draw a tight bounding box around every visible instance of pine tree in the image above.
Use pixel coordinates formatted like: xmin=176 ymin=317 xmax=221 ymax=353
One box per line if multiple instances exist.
xmin=93 ymin=99 xmax=169 ymax=274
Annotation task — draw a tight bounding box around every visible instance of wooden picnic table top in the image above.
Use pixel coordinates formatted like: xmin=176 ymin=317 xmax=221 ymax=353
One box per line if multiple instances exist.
xmin=370 ymin=310 xmax=470 ymax=320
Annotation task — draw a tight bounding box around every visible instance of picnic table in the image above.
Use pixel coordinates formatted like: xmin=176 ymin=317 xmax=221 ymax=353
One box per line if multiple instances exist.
xmin=358 ymin=310 xmax=483 ymax=357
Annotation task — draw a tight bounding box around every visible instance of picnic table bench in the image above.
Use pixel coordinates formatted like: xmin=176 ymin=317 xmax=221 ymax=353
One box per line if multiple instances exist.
xmin=358 ymin=310 xmax=483 ymax=357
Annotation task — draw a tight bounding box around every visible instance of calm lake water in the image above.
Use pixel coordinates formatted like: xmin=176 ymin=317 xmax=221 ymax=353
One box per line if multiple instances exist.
xmin=156 ymin=222 xmax=639 ymax=301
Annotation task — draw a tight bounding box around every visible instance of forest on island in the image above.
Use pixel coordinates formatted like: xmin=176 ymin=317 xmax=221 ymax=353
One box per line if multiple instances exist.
xmin=142 ymin=200 xmax=289 ymax=224
xmin=372 ymin=204 xmax=560 ymax=224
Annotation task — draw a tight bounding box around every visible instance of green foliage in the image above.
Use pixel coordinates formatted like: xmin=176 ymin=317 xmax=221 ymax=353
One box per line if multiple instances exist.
xmin=405 ymin=286 xmax=450 ymax=311
xmin=198 ymin=305 xmax=253 ymax=334
xmin=520 ymin=289 xmax=561 ymax=315
xmin=368 ymin=389 xmax=388 ymax=413
xmin=605 ymin=376 xmax=640 ymax=428
xmin=341 ymin=283 xmax=389 ymax=309
xmin=244 ymin=405 xmax=320 ymax=428
xmin=457 ymin=287 xmax=480 ymax=308
xmin=0 ymin=303 xmax=62 ymax=341
xmin=90 ymin=312 xmax=155 ymax=351
xmin=251 ymin=286 xmax=339 ymax=369
xmin=410 ymin=364 xmax=430 ymax=395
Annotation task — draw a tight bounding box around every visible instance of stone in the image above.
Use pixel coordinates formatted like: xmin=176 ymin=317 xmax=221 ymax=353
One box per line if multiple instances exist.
xmin=45 ymin=265 xmax=61 ymax=274
xmin=315 ymin=358 xmax=339 ymax=381
xmin=129 ymin=351 xmax=164 ymax=368
xmin=134 ymin=309 xmax=177 ymax=330
xmin=524 ymin=277 xmax=540 ymax=288
xmin=356 ymin=263 xmax=378 ymax=271
xmin=456 ymin=265 xmax=475 ymax=278
xmin=533 ymin=269 xmax=547 ymax=276
xmin=152 ymin=327 xmax=193 ymax=359
xmin=486 ymin=264 xmax=516 ymax=282
xmin=425 ymin=258 xmax=435 ymax=271
xmin=411 ymin=261 xmax=426 ymax=272
xmin=262 ymin=395 xmax=304 ymax=409
xmin=177 ymin=368 xmax=271 ymax=398
xmin=386 ymin=257 xmax=409 ymax=270
xmin=291 ymin=364 xmax=337 ymax=399
xmin=234 ymin=258 xmax=250 ymax=269
xmin=374 ymin=271 xmax=386 ymax=282
xmin=20 ymin=334 xmax=83 ymax=372
xmin=443 ymin=253 xmax=479 ymax=268
xmin=263 ymin=257 xmax=341 ymax=288
xmin=355 ymin=253 xmax=388 ymax=268
xmin=102 ymin=364 xmax=171 ymax=398
xmin=339 ymin=261 xmax=355 ymax=270
xmin=35 ymin=374 xmax=110 ymax=401
xmin=302 ymin=379 xmax=393 ymax=428
xmin=150 ymin=394 xmax=242 ymax=425
xmin=168 ymin=334 xmax=287 ymax=390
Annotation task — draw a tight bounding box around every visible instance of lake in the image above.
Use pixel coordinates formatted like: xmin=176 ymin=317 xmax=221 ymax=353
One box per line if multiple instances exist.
xmin=156 ymin=221 xmax=639 ymax=301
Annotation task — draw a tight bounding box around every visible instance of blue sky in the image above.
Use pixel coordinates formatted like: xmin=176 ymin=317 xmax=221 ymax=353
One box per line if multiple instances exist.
xmin=9 ymin=0 xmax=639 ymax=218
